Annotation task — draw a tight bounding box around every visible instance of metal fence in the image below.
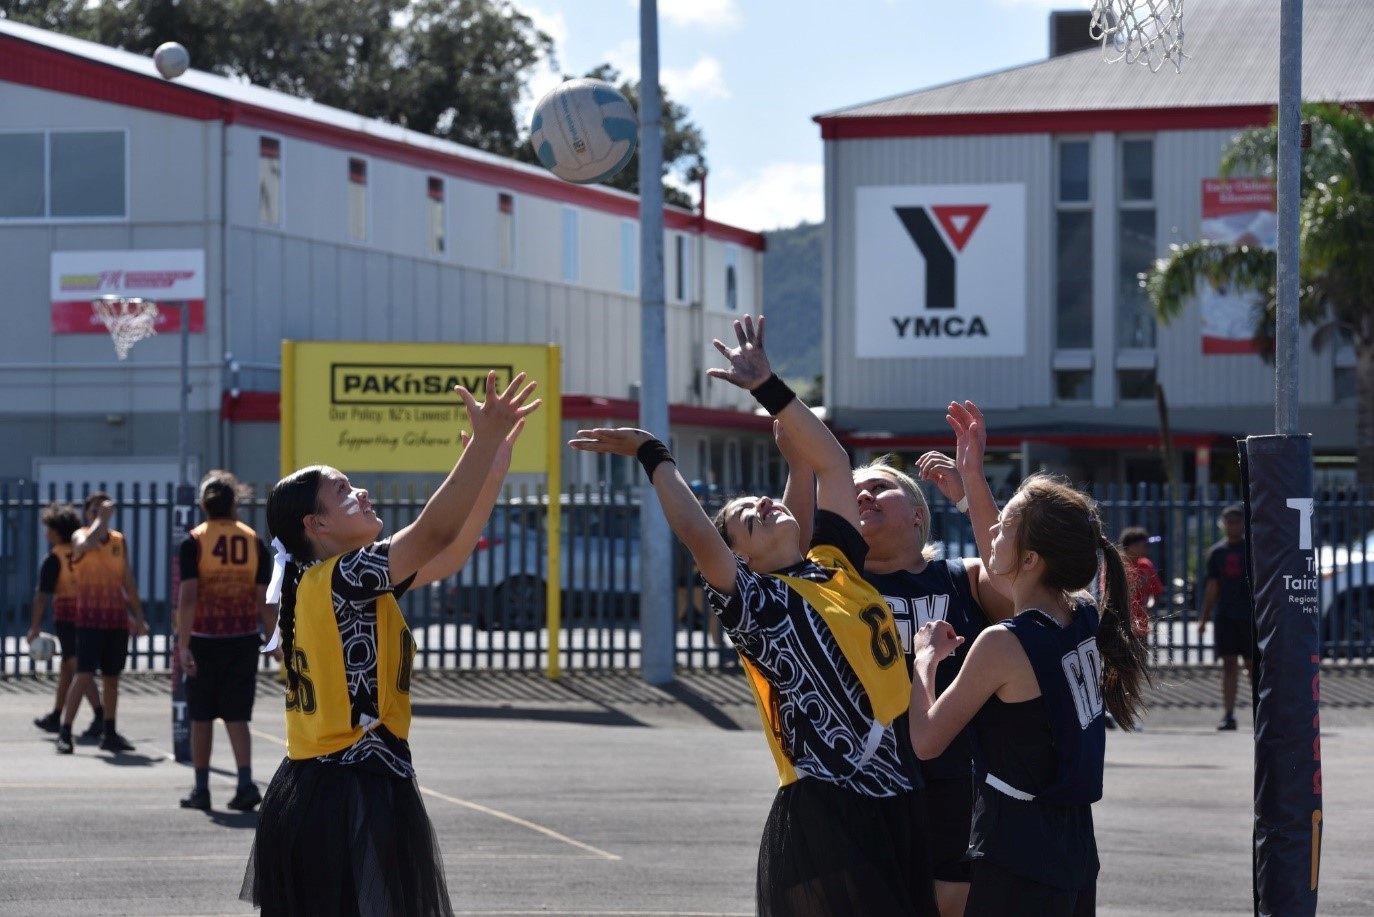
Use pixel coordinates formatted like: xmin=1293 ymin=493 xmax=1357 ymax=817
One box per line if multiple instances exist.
xmin=3 ymin=479 xmax=1370 ymax=678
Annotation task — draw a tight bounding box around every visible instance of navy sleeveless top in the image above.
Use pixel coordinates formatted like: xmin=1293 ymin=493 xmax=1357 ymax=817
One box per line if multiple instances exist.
xmin=865 ymin=557 xmax=987 ymax=781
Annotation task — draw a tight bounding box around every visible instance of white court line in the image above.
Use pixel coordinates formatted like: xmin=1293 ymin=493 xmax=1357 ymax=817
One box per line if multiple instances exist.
xmin=249 ymin=727 xmax=621 ymax=861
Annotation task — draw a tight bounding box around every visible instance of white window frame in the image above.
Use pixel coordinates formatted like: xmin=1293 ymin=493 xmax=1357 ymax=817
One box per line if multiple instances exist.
xmin=562 ymin=205 xmax=580 ymax=283
xmin=347 ymin=156 xmax=370 ymax=243
xmin=258 ymin=134 xmax=284 ymax=228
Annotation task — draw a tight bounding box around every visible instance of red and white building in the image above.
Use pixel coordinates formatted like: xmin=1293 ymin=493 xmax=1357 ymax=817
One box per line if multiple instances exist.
xmin=0 ymin=19 xmax=772 ymax=495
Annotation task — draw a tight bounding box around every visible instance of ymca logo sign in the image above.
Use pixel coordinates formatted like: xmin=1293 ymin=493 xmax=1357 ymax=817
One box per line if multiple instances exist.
xmin=855 ymin=184 xmax=1026 ymax=358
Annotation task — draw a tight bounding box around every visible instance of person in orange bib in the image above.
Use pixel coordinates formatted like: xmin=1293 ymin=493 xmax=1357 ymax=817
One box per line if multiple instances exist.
xmin=56 ymin=492 xmax=148 ymax=755
xmin=177 ymin=470 xmax=276 ymax=813
xmin=239 ymin=371 xmax=538 ymax=917
xmin=30 ymin=502 xmax=101 ymax=736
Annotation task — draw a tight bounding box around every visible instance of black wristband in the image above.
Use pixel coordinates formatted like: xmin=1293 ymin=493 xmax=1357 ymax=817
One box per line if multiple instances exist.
xmin=750 ymin=374 xmax=796 ymax=416
xmin=636 ymin=438 xmax=676 ymax=481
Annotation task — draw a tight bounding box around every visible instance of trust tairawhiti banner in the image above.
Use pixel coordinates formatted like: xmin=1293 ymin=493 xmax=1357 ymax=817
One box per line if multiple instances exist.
xmin=854 ymin=184 xmax=1026 ymax=358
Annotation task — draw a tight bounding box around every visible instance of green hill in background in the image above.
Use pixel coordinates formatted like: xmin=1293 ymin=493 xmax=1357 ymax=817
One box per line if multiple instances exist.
xmin=761 ymin=222 xmax=823 ymax=383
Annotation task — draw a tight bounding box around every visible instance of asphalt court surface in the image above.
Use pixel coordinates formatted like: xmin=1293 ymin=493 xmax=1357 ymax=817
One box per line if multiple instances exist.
xmin=0 ymin=666 xmax=1371 ymax=916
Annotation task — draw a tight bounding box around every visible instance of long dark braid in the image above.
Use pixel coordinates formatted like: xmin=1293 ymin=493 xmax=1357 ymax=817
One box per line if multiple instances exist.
xmin=266 ymin=466 xmax=325 ymax=698
xmin=1014 ymin=473 xmax=1152 ymax=730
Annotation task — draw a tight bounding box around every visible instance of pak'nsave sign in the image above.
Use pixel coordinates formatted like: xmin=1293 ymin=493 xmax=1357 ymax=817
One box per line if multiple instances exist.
xmin=855 ymin=184 xmax=1027 ymax=358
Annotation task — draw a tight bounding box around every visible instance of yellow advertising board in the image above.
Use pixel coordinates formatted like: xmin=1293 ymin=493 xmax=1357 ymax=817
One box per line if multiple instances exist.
xmin=280 ymin=341 xmax=561 ymax=476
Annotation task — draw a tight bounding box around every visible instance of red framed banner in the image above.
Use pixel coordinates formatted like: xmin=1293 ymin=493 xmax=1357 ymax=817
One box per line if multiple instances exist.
xmin=51 ymin=249 xmax=206 ymax=334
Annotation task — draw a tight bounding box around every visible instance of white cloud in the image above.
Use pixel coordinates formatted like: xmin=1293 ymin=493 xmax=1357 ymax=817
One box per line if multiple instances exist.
xmin=659 ymin=0 xmax=740 ymax=29
xmin=662 ymin=56 xmax=730 ymax=100
xmin=707 ymin=161 xmax=824 ymax=233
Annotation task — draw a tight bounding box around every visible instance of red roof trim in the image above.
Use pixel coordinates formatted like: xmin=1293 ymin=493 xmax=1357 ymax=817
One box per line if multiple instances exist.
xmin=842 ymin=431 xmax=1224 ymax=451
xmin=563 ymin=395 xmax=775 ymax=432
xmin=226 ymin=390 xmax=775 ymax=431
xmin=0 ymin=32 xmax=765 ymax=252
xmin=0 ymin=33 xmax=223 ymax=120
xmin=814 ymin=106 xmax=1278 ymax=139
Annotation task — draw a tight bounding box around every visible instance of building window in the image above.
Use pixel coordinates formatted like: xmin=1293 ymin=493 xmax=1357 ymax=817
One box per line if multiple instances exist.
xmin=1118 ymin=138 xmax=1157 ymax=348
xmin=259 ymin=136 xmax=281 ymax=226
xmin=348 ymin=158 xmax=368 ymax=241
xmin=675 ymin=233 xmax=691 ymax=302
xmin=725 ymin=245 xmax=739 ymax=311
xmin=1117 ymin=368 xmax=1157 ymax=401
xmin=620 ymin=219 xmax=638 ymax=293
xmin=1055 ymin=140 xmax=1092 ymax=349
xmin=498 ymin=192 xmax=515 ymax=269
xmin=0 ymin=129 xmax=126 ymax=219
xmin=561 ymin=206 xmax=579 ymax=282
xmin=1056 ymin=370 xmax=1093 ymax=401
xmin=427 ymin=176 xmax=445 ymax=254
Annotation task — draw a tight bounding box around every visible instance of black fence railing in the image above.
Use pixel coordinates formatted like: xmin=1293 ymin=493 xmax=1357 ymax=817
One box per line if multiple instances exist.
xmin=4 ymin=479 xmax=1371 ymax=677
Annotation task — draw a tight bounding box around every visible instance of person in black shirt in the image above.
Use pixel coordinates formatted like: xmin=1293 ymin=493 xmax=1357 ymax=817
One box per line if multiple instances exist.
xmin=1197 ymin=504 xmax=1253 ymax=730
xmin=571 ymin=315 xmax=938 ymax=917
xmin=907 ymin=401 xmax=1150 ymax=917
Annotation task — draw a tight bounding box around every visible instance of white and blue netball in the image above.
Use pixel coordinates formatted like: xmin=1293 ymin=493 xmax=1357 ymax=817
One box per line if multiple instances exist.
xmin=529 ymin=79 xmax=638 ymax=185
xmin=28 ymin=632 xmax=58 ymax=663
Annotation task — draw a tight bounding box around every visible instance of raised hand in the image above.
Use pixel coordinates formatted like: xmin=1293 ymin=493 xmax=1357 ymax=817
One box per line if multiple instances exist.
xmin=456 ymin=371 xmax=541 ymax=444
xmin=916 ymin=451 xmax=965 ymax=504
xmin=706 ymin=314 xmax=773 ymax=391
xmin=568 ymin=427 xmax=656 ymax=458
xmin=945 ymin=400 xmax=988 ymax=480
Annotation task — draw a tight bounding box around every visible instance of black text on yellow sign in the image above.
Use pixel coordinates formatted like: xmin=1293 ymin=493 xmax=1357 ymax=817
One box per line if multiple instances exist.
xmin=330 ymin=363 xmax=515 ymax=406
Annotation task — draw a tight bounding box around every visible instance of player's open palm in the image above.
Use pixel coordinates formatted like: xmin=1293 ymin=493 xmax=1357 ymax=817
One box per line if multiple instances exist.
xmin=457 ymin=371 xmax=540 ymax=443
xmin=946 ymin=400 xmax=988 ymax=481
xmin=707 ymin=314 xmax=773 ymax=391
xmin=568 ymin=428 xmax=655 ymax=458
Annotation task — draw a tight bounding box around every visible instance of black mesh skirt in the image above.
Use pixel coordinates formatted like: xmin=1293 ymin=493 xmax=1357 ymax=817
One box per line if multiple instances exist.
xmin=240 ymin=757 xmax=453 ymax=917
xmin=757 ymin=778 xmax=939 ymax=917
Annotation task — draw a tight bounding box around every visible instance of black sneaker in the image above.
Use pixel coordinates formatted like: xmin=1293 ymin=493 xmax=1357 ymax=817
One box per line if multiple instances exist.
xmin=99 ymin=731 xmax=135 ymax=753
xmin=80 ymin=718 xmax=105 ymax=741
xmin=56 ymin=733 xmax=74 ymax=754
xmin=34 ymin=711 xmax=60 ymax=733
xmin=226 ymin=784 xmax=262 ymax=812
xmin=1217 ymin=715 xmax=1238 ymax=731
xmin=179 ymin=788 xmax=211 ymax=811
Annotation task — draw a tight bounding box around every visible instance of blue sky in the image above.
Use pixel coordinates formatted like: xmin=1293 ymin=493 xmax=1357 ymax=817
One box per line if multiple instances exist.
xmin=519 ymin=0 xmax=1078 ymax=232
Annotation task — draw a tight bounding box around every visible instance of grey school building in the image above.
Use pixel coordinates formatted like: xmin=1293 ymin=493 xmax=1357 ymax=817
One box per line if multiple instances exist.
xmin=815 ymin=0 xmax=1373 ymax=493
xmin=0 ymin=18 xmax=773 ymax=500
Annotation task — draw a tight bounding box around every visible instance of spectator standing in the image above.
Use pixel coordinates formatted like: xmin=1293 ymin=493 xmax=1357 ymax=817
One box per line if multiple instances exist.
xmin=56 ymin=493 xmax=148 ymax=755
xmin=177 ymin=471 xmax=277 ymax=812
xmin=1197 ymin=505 xmax=1253 ymax=731
xmin=29 ymin=502 xmax=102 ymax=736
xmin=1118 ymin=527 xmax=1164 ymax=639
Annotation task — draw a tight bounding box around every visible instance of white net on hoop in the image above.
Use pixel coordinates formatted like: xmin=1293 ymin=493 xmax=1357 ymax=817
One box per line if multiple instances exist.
xmin=91 ymin=296 xmax=159 ymax=360
xmin=1090 ymin=0 xmax=1186 ymax=73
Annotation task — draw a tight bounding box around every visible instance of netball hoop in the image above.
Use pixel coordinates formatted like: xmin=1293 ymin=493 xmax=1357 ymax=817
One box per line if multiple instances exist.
xmin=91 ymin=295 xmax=160 ymax=360
xmin=1089 ymin=0 xmax=1186 ymax=72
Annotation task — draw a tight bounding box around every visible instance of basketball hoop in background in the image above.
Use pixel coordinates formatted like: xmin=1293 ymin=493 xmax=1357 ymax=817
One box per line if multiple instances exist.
xmin=1090 ymin=0 xmax=1186 ymax=73
xmin=91 ymin=295 xmax=160 ymax=360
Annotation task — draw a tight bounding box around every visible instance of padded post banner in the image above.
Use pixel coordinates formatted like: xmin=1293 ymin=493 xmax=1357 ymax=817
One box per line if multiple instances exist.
xmin=170 ymin=483 xmax=196 ymax=763
xmin=1240 ymin=435 xmax=1321 ymax=917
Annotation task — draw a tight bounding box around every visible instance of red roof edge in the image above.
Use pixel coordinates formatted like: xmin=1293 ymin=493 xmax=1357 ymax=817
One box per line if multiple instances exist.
xmin=814 ymin=105 xmax=1278 ymax=139
xmin=0 ymin=33 xmax=223 ymax=121
xmin=225 ymin=390 xmax=775 ymax=432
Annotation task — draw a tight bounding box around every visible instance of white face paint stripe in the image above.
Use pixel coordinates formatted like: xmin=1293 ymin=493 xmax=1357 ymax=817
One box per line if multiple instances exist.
xmin=340 ymin=491 xmax=363 ymax=516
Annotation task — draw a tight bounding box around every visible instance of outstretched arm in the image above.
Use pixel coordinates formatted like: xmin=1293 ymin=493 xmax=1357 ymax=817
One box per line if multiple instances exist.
xmin=707 ymin=315 xmax=859 ymax=531
xmin=71 ymin=501 xmax=113 ymax=561
xmin=411 ymin=420 xmax=527 ymax=589
xmin=946 ymin=401 xmax=1012 ymax=604
xmin=389 ymin=372 xmax=541 ymax=584
xmin=776 ymin=420 xmax=815 ymax=551
xmin=569 ymin=428 xmax=739 ymax=595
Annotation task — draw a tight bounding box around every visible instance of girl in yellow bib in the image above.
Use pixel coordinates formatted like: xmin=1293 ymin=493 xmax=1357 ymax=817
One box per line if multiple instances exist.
xmin=571 ymin=316 xmax=939 ymax=917
xmin=240 ymin=371 xmax=539 ymax=917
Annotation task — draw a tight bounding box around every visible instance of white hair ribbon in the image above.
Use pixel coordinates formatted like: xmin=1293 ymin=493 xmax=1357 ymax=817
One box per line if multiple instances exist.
xmin=261 ymin=537 xmax=292 ymax=654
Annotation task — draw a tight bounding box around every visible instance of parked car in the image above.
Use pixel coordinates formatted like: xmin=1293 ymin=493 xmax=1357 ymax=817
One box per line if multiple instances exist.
xmin=439 ymin=493 xmax=644 ymax=629
xmin=1319 ymin=531 xmax=1373 ymax=655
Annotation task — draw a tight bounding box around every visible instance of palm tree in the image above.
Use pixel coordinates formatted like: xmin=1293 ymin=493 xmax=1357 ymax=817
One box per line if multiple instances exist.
xmin=1144 ymin=103 xmax=1374 ymax=482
